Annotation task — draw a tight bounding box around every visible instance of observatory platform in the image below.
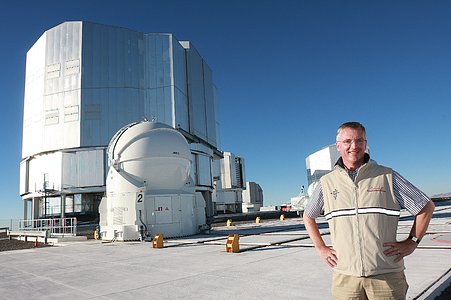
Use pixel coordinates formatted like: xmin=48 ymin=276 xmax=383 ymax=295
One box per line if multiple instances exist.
xmin=0 ymin=201 xmax=449 ymax=299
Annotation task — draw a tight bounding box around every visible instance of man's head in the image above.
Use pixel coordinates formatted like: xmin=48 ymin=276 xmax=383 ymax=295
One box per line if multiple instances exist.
xmin=336 ymin=122 xmax=367 ymax=171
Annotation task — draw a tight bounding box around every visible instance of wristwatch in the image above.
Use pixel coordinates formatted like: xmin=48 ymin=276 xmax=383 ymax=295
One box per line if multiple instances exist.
xmin=408 ymin=235 xmax=421 ymax=244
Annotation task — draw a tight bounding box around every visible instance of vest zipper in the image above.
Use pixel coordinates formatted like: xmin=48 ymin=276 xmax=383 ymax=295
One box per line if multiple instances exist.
xmin=354 ymin=178 xmax=366 ymax=277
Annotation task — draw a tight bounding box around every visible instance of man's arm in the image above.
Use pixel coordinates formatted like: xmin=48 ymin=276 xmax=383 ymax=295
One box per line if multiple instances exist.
xmin=409 ymin=200 xmax=435 ymax=241
xmin=383 ymin=200 xmax=435 ymax=262
xmin=303 ymin=212 xmax=337 ymax=267
xmin=384 ymin=171 xmax=436 ymax=261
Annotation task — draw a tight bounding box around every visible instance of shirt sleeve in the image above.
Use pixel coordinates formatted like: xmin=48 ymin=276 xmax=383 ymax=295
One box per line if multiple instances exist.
xmin=304 ymin=182 xmax=324 ymax=219
xmin=392 ymin=170 xmax=430 ymax=215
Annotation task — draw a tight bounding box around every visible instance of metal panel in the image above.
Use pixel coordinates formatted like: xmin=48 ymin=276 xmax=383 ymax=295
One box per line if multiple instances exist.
xmin=242 ymin=182 xmax=263 ymax=204
xmin=81 ymin=87 xmax=144 ymax=146
xmin=19 ymin=160 xmax=29 ymax=195
xmin=171 ymin=195 xmax=182 ymax=230
xmin=173 ymin=38 xmax=189 ymax=131
xmin=145 ymin=86 xmax=172 ymax=126
xmin=190 ymin=143 xmax=214 ymax=188
xmin=80 ymin=22 xmax=142 ymax=89
xmin=235 ymin=156 xmax=246 ymax=188
xmin=203 ymin=62 xmax=217 ymax=147
xmin=196 ymin=154 xmax=212 ymax=187
xmin=182 ymin=41 xmax=218 ymax=148
xmin=212 ymin=159 xmax=221 ymax=180
xmin=27 ymin=152 xmax=63 ymax=193
xmin=44 ymin=22 xmax=82 ymax=101
xmin=180 ymin=194 xmax=195 ymax=231
xmin=81 ymin=23 xmax=145 ymax=147
xmin=41 ymin=22 xmax=83 ymax=154
xmin=62 ymin=152 xmax=79 ymax=189
xmin=143 ymin=34 xmax=174 ymax=126
xmin=185 ymin=44 xmax=207 ymax=141
xmin=218 ymin=190 xmax=242 ymax=204
xmin=221 ymin=152 xmax=237 ymax=189
xmin=22 ymin=33 xmax=46 ymax=158
xmin=64 ymin=105 xmax=79 ymax=122
xmin=174 ymin=88 xmax=189 ymax=130
xmin=189 ymin=152 xmax=198 ymax=186
xmin=155 ymin=196 xmax=172 ymax=224
xmin=220 ymin=152 xmax=246 ymax=189
xmin=213 ymin=85 xmax=221 ymax=147
xmin=62 ymin=149 xmax=105 ymax=189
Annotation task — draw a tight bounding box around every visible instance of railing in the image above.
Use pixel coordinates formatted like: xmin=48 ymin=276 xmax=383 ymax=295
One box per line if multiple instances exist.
xmin=8 ymin=230 xmax=48 ymax=243
xmin=18 ymin=217 xmax=77 ymax=237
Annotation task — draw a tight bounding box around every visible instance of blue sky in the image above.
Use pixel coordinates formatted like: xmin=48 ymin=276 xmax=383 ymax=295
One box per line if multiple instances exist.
xmin=1 ymin=0 xmax=450 ymax=219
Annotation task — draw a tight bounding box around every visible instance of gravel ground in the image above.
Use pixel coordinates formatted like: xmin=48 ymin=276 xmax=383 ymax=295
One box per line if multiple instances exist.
xmin=0 ymin=239 xmax=48 ymax=251
xmin=0 ymin=232 xmax=52 ymax=252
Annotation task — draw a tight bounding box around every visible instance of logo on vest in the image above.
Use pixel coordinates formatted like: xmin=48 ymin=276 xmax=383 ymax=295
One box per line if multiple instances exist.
xmin=367 ymin=186 xmax=386 ymax=193
xmin=331 ymin=189 xmax=339 ymax=200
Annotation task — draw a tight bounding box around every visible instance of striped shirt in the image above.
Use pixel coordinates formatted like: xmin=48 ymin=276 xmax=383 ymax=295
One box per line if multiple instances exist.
xmin=304 ymin=170 xmax=430 ymax=219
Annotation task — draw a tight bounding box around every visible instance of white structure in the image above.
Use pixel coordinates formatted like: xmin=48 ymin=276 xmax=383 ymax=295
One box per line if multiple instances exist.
xmin=242 ymin=182 xmax=263 ymax=213
xmin=295 ymin=143 xmax=370 ymax=210
xmin=99 ymin=121 xmax=206 ymax=240
xmin=213 ymin=152 xmax=246 ymax=213
xmin=305 ymin=144 xmax=340 ymax=197
xmin=20 ymin=21 xmax=220 ymax=221
xmin=290 ymin=192 xmax=309 ymax=212
xmin=286 ymin=145 xmax=340 ymax=211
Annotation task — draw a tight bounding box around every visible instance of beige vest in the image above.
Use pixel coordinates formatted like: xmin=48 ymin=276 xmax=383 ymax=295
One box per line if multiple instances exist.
xmin=320 ymin=162 xmax=404 ymax=277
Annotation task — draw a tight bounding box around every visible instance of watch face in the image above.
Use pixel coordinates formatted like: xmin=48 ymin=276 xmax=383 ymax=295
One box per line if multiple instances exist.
xmin=410 ymin=236 xmax=420 ymax=243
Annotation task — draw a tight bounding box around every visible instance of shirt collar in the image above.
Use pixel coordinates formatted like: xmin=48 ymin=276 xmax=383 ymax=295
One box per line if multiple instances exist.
xmin=335 ymin=153 xmax=370 ymax=170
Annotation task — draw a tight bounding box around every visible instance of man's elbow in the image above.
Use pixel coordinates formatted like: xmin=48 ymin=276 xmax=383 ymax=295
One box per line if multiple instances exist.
xmin=427 ymin=200 xmax=435 ymax=214
xmin=422 ymin=200 xmax=435 ymax=217
xmin=302 ymin=212 xmax=312 ymax=224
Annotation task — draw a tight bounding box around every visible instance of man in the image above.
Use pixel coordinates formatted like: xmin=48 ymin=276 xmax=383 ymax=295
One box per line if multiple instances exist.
xmin=303 ymin=122 xmax=435 ymax=300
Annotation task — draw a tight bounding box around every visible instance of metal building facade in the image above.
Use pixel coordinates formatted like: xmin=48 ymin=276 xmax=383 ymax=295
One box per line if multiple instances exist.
xmin=305 ymin=145 xmax=340 ymax=196
xmin=20 ymin=21 xmax=220 ymax=220
xmin=242 ymin=182 xmax=263 ymax=213
xmin=213 ymin=152 xmax=246 ymax=213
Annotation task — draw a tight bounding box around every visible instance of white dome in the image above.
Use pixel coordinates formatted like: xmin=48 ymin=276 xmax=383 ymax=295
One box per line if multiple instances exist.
xmin=108 ymin=121 xmax=191 ymax=190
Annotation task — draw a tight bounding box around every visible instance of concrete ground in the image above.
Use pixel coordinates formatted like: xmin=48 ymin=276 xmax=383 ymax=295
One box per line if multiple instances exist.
xmin=0 ymin=202 xmax=449 ymax=300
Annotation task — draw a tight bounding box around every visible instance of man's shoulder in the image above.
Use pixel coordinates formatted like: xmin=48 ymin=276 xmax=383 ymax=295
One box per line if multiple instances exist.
xmin=365 ymin=161 xmax=393 ymax=175
xmin=322 ymin=167 xmax=341 ymax=179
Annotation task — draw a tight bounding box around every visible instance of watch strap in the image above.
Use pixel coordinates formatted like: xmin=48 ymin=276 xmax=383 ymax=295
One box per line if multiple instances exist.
xmin=408 ymin=235 xmax=421 ymax=244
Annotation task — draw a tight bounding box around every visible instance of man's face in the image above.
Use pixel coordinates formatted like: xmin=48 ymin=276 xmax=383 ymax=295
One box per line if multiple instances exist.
xmin=336 ymin=127 xmax=367 ymax=170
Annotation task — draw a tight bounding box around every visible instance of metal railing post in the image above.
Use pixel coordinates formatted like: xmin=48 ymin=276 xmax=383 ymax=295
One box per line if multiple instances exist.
xmin=14 ymin=217 xmax=77 ymax=237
